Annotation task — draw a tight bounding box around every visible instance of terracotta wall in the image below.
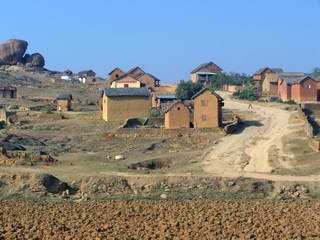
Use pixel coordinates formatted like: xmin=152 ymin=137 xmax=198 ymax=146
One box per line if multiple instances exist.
xmin=164 ymin=103 xmax=190 ymax=129
xmin=111 ymin=81 xmax=141 ymax=88
xmin=138 ymin=74 xmax=155 ymax=87
xmin=193 ymin=90 xmax=222 ymax=129
xmin=108 ymin=69 xmax=125 ymax=86
xmin=102 ymin=95 xmax=151 ymax=122
xmin=291 ymin=78 xmax=317 ymax=102
xmin=278 ymin=81 xmax=291 ymax=101
xmin=57 ymin=100 xmax=71 ymax=111
xmin=223 ymin=85 xmax=243 ymax=93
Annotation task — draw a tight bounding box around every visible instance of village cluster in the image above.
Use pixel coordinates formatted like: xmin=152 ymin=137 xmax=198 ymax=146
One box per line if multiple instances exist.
xmin=2 ymin=61 xmax=320 ymax=133
xmin=100 ymin=63 xmax=224 ymax=130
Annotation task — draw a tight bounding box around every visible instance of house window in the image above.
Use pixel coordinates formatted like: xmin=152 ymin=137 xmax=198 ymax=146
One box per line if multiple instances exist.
xmin=201 ymin=115 xmax=207 ymax=121
xmin=201 ymin=99 xmax=207 ymax=107
xmin=124 ymin=84 xmax=129 ymax=88
xmin=115 ymin=74 xmax=119 ymax=78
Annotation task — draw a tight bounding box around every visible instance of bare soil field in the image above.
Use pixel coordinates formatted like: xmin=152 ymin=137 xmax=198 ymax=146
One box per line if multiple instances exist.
xmin=1 ymin=199 xmax=320 ymax=239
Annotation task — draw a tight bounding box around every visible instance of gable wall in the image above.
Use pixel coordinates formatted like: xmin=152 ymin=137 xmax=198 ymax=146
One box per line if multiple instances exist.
xmin=164 ymin=103 xmax=190 ymax=129
xmin=193 ymin=90 xmax=222 ymax=128
xmin=103 ymin=95 xmax=151 ymax=122
xmin=108 ymin=69 xmax=125 ymax=86
xmin=292 ymin=78 xmax=317 ymax=102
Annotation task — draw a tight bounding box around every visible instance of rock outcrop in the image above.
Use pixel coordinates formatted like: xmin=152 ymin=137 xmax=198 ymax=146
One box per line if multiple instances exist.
xmin=23 ymin=53 xmax=45 ymax=67
xmin=0 ymin=39 xmax=28 ymax=65
xmin=0 ymin=39 xmax=46 ymax=70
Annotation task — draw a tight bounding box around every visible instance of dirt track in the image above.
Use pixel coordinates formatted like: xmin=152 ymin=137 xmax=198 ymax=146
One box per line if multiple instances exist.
xmin=1 ymin=200 xmax=320 ymax=239
xmin=203 ymin=93 xmax=297 ymax=179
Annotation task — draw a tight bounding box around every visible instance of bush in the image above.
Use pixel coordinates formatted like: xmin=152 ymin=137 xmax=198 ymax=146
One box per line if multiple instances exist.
xmin=275 ymin=99 xmax=296 ymax=105
xmin=176 ymin=80 xmax=203 ymax=100
xmin=233 ymin=83 xmax=259 ymax=101
xmin=149 ymin=108 xmax=164 ymax=118
xmin=208 ymin=73 xmax=253 ymax=91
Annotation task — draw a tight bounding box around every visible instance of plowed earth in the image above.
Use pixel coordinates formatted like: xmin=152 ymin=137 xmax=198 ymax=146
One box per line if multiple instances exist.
xmin=1 ymin=200 xmax=320 ymax=239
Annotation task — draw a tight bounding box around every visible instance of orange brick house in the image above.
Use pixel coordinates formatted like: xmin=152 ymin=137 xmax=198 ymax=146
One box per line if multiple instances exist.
xmin=192 ymin=88 xmax=224 ymax=129
xmin=278 ymin=73 xmax=319 ymax=102
xmin=107 ymin=68 xmax=125 ymax=86
xmin=101 ymin=87 xmax=152 ymax=122
xmin=108 ymin=66 xmax=160 ymax=88
xmin=56 ymin=94 xmax=72 ymax=112
xmin=110 ymin=74 xmax=146 ymax=88
xmin=253 ymin=67 xmax=283 ymax=95
xmin=164 ymin=101 xmax=191 ymax=129
xmin=191 ymin=62 xmax=223 ymax=84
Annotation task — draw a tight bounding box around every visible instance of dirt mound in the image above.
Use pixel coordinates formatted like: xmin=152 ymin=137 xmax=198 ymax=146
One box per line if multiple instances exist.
xmin=79 ymin=176 xmax=132 ymax=196
xmin=40 ymin=174 xmax=70 ymax=194
xmin=0 ymin=173 xmax=70 ymax=195
xmin=0 ymin=135 xmax=57 ymax=166
xmin=120 ymin=118 xmax=146 ymax=129
xmin=0 ymin=134 xmax=45 ymax=149
xmin=128 ymin=159 xmax=168 ymax=170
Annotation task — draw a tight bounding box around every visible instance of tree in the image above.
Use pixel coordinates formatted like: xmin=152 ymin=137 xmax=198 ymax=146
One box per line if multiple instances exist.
xmin=233 ymin=82 xmax=259 ymax=101
xmin=176 ymin=80 xmax=203 ymax=100
xmin=208 ymin=73 xmax=254 ymax=92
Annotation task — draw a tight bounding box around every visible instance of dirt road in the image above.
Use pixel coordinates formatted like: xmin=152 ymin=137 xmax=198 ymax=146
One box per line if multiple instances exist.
xmin=203 ymin=92 xmax=294 ymax=178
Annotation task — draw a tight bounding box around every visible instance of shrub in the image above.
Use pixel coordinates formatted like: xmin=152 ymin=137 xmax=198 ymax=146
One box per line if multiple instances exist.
xmin=149 ymin=107 xmax=164 ymax=118
xmin=275 ymin=99 xmax=296 ymax=105
xmin=233 ymin=83 xmax=259 ymax=101
xmin=208 ymin=73 xmax=253 ymax=91
xmin=176 ymin=80 xmax=203 ymax=100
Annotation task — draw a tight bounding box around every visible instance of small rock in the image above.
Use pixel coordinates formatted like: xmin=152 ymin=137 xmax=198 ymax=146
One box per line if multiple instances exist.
xmin=115 ymin=155 xmax=125 ymax=160
xmin=160 ymin=193 xmax=167 ymax=199
xmin=227 ymin=181 xmax=236 ymax=187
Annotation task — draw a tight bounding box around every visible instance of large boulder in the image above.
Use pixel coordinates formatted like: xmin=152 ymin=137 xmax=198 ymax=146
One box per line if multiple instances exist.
xmin=24 ymin=53 xmax=45 ymax=67
xmin=0 ymin=39 xmax=28 ymax=65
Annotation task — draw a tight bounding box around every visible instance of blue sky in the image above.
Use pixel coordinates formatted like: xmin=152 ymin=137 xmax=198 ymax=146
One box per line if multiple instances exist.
xmin=1 ymin=0 xmax=320 ymax=82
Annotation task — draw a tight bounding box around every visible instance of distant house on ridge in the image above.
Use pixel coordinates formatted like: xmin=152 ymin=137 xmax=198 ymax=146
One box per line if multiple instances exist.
xmin=191 ymin=62 xmax=223 ymax=84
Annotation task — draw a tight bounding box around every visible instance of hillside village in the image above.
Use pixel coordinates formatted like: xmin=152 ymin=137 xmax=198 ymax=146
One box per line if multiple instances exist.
xmin=3 ymin=0 xmax=320 ymax=237
xmin=0 ymin=38 xmax=319 ymax=203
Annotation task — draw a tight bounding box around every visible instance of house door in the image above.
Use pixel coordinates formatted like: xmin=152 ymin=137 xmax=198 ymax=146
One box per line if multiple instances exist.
xmin=317 ymin=90 xmax=320 ymax=102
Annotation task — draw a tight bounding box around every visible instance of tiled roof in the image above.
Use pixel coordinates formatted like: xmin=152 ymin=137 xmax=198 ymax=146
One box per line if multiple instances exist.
xmin=191 ymin=88 xmax=224 ymax=101
xmin=57 ymin=94 xmax=72 ymax=100
xmin=127 ymin=67 xmax=145 ymax=78
xmin=156 ymin=95 xmax=177 ymax=100
xmin=164 ymin=101 xmax=189 ymax=113
xmin=253 ymin=67 xmax=284 ymax=75
xmin=108 ymin=67 xmax=124 ymax=75
xmin=279 ymin=72 xmax=310 ymax=85
xmin=103 ymin=87 xmax=150 ymax=97
xmin=191 ymin=62 xmax=223 ymax=74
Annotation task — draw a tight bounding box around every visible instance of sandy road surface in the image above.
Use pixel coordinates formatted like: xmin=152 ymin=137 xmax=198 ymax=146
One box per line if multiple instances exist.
xmin=203 ymin=92 xmax=293 ymax=178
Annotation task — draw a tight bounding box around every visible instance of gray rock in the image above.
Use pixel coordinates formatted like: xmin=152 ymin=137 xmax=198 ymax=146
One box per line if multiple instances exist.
xmin=24 ymin=53 xmax=45 ymax=67
xmin=0 ymin=39 xmax=28 ymax=65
